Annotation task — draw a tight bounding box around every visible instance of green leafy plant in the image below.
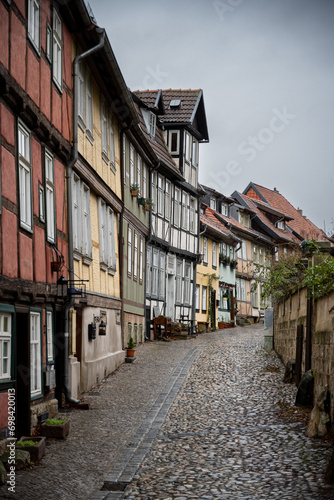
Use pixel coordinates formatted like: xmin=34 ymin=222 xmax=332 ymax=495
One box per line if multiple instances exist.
xmin=127 ymin=336 xmax=135 ymax=349
xmin=130 ymin=183 xmax=140 ymax=192
xmin=17 ymin=440 xmax=39 ymax=446
xmin=45 ymin=418 xmax=67 ymax=425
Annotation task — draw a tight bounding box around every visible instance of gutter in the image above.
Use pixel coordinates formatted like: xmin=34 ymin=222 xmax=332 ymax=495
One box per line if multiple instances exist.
xmin=63 ymin=29 xmax=105 ymax=404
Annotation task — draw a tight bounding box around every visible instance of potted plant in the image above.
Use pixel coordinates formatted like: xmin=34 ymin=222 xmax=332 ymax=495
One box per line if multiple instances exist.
xmin=126 ymin=336 xmax=135 ymax=357
xmin=39 ymin=417 xmax=70 ymax=439
xmin=16 ymin=436 xmax=46 ymax=462
xmin=145 ymin=198 xmax=154 ymax=211
xmin=130 ymin=183 xmax=140 ymax=197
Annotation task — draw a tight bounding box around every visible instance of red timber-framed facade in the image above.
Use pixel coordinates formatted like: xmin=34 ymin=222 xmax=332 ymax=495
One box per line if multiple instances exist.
xmin=0 ymin=0 xmax=72 ymax=440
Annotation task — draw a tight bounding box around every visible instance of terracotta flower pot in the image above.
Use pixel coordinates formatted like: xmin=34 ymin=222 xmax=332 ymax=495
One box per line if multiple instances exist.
xmin=126 ymin=348 xmax=135 ymax=357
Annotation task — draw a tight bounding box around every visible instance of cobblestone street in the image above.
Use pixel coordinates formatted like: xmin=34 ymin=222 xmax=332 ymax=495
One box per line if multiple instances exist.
xmin=1 ymin=324 xmax=333 ymax=500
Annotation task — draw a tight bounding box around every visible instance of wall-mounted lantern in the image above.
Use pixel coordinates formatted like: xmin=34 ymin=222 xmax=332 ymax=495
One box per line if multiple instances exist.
xmin=88 ymin=323 xmax=96 ymax=341
xmin=99 ymin=320 xmax=107 ymax=336
xmin=57 ymin=275 xmax=68 ymax=298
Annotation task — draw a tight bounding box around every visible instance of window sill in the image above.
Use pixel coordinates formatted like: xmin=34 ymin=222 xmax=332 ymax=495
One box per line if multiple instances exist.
xmin=78 ymin=116 xmax=86 ymax=132
xmin=110 ymin=161 xmax=116 ymax=174
xmin=102 ymin=151 xmax=109 ymax=165
xmin=86 ymin=130 xmax=94 ymax=145
xmin=83 ymin=256 xmax=92 ymax=266
xmin=73 ymin=250 xmax=82 ymax=261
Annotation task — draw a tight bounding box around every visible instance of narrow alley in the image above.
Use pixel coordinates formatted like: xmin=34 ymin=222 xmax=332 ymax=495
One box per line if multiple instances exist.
xmin=1 ymin=325 xmax=333 ymax=500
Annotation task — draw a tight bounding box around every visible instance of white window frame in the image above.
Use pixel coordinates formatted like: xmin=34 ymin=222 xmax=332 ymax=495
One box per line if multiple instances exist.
xmin=78 ymin=61 xmax=85 ymax=127
xmin=210 ymin=197 xmax=216 ymax=210
xmin=181 ymin=191 xmax=187 ymax=230
xmin=195 ymin=284 xmax=200 ymax=311
xmin=159 ymin=252 xmax=166 ymax=300
xmin=127 ymin=226 xmax=132 ymax=276
xmin=190 ymin=198 xmax=196 ymax=233
xmin=133 ymin=232 xmax=138 ymax=280
xmin=109 ymin=115 xmax=115 ymax=169
xmin=239 ymin=212 xmax=250 ymax=228
xmin=130 ymin=144 xmax=135 ymax=186
xmin=82 ymin=184 xmax=92 ymax=262
xmin=169 ymin=130 xmax=180 ymax=154
xmin=30 ymin=311 xmax=42 ymax=399
xmin=107 ymin=207 xmax=116 ymax=273
xmin=46 ymin=22 xmax=52 ymax=62
xmin=46 ymin=309 xmax=54 ymax=364
xmin=158 ymin=175 xmax=164 ymax=216
xmin=101 ymin=98 xmax=108 ymax=161
xmin=28 ymin=0 xmax=41 ymax=53
xmin=184 ymin=263 xmax=191 ymax=305
xmin=137 ymin=155 xmax=141 ymax=190
xmin=18 ymin=122 xmax=32 ymax=232
xmin=45 ymin=150 xmax=55 ymax=243
xmin=139 ymin=237 xmax=143 ymax=284
xmin=165 ymin=180 xmax=171 ymax=220
xmin=151 ymin=171 xmax=157 ymax=213
xmin=212 ymin=241 xmax=217 ymax=268
xmin=174 ymin=187 xmax=181 ymax=227
xmin=221 ymin=203 xmax=228 ymax=216
xmin=176 ymin=260 xmax=182 ymax=303
xmin=152 ymin=249 xmax=159 ymax=297
xmin=146 ymin=246 xmax=152 ymax=295
xmin=192 ymin=138 xmax=198 ymax=168
xmin=202 ymin=286 xmax=207 ymax=313
xmin=0 ymin=313 xmax=11 ymax=380
xmin=203 ymin=237 xmax=208 ymax=264
xmin=86 ymin=77 xmax=93 ymax=141
xmin=99 ymin=199 xmax=116 ymax=273
xmin=185 ymin=132 xmax=191 ymax=163
xmin=52 ymin=9 xmax=63 ymax=90
xmin=149 ymin=112 xmax=156 ymax=138
xmin=39 ymin=183 xmax=45 ymax=223
xmin=142 ymin=164 xmax=147 ymax=199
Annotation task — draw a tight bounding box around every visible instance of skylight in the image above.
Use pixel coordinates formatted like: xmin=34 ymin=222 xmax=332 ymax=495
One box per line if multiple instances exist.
xmin=170 ymin=99 xmax=181 ymax=108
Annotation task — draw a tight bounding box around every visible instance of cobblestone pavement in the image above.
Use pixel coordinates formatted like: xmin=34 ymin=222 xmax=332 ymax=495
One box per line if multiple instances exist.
xmin=121 ymin=325 xmax=334 ymax=500
xmin=1 ymin=324 xmax=333 ymax=500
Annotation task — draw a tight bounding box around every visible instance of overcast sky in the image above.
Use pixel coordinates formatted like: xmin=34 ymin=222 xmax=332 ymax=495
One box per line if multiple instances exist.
xmin=88 ymin=0 xmax=334 ymax=234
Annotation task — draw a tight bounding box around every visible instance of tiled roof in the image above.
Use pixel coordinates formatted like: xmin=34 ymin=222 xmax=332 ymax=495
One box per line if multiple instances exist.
xmin=133 ymin=89 xmax=202 ymax=124
xmin=133 ymin=101 xmax=182 ymax=176
xmin=244 ymin=183 xmax=328 ymax=241
xmin=235 ymin=192 xmax=299 ymax=244
xmin=200 ymin=205 xmax=235 ymax=240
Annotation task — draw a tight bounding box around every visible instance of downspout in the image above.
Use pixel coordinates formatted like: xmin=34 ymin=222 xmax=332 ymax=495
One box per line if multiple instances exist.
xmin=64 ymin=29 xmax=105 ymax=404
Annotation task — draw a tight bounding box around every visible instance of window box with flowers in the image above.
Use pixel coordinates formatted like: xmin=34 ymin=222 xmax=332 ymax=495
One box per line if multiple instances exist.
xmin=230 ymin=259 xmax=238 ymax=269
xmin=145 ymin=198 xmax=154 ymax=211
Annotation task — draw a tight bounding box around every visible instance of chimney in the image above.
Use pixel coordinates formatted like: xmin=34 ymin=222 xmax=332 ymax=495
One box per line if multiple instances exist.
xmin=273 ymin=187 xmax=279 ymax=192
xmin=297 ymin=208 xmax=303 ymax=216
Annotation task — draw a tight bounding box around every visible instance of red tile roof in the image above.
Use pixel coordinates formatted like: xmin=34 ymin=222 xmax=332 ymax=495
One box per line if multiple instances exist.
xmin=200 ymin=205 xmax=236 ymax=242
xmin=244 ymin=183 xmax=328 ymax=241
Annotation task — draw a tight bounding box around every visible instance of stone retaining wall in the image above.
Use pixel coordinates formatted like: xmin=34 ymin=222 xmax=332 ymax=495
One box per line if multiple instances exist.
xmin=274 ymin=289 xmax=334 ymax=423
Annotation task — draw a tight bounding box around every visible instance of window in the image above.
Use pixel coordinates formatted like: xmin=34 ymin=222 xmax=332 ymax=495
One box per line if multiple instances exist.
xmin=185 ymin=132 xmax=190 ymax=163
xmin=52 ymin=9 xmax=63 ymax=89
xmin=0 ymin=312 xmax=11 ymax=380
xmin=159 ymin=253 xmax=166 ymax=300
xmin=277 ymin=220 xmax=285 ymax=230
xmin=203 ymin=237 xmax=208 ymax=264
xmin=101 ymin=99 xmax=108 ymax=160
xmin=181 ymin=191 xmax=187 ymax=229
xmin=239 ymin=212 xmax=250 ymax=228
xmin=73 ymin=175 xmax=92 ymax=262
xmin=139 ymin=237 xmax=143 ymax=283
xmin=39 ymin=184 xmax=45 ymax=222
xmin=184 ymin=263 xmax=191 ymax=304
xmin=46 ymin=23 xmax=52 ymax=62
xmin=195 ymin=284 xmax=200 ymax=312
xmin=212 ymin=241 xmax=217 ymax=268
xmin=122 ymin=135 xmax=126 ymax=185
xmin=109 ymin=117 xmax=115 ymax=168
xmin=259 ymin=248 xmax=264 ymax=266
xmin=158 ymin=175 xmax=164 ymax=216
xmin=142 ymin=164 xmax=147 ymax=198
xmin=274 ymin=246 xmax=279 ymax=261
xmin=86 ymin=78 xmax=93 ymax=140
xmin=45 ymin=150 xmax=55 ymax=243
xmin=149 ymin=112 xmax=156 ymax=138
xmin=253 ymin=245 xmax=259 ymax=264
xmin=130 ymin=144 xmax=135 ymax=186
xmin=190 ymin=198 xmax=196 ymax=233
xmin=146 ymin=245 xmax=152 ymax=295
xmin=176 ymin=260 xmax=182 ymax=303
xmin=168 ymin=130 xmax=180 ymax=154
xmin=221 ymin=203 xmax=228 ymax=216
xmin=133 ymin=233 xmax=138 ymax=280
xmin=18 ymin=122 xmax=32 ymax=231
xmin=152 ymin=249 xmax=159 ymax=297
xmin=78 ymin=62 xmax=85 ymax=127
xmin=202 ymin=286 xmax=207 ymax=313
xmin=237 ymin=240 xmax=247 ymax=260
xmin=192 ymin=138 xmax=198 ymax=167
xmin=165 ymin=180 xmax=171 ymax=220
xmin=174 ymin=187 xmax=181 ymax=227
xmin=28 ymin=0 xmax=41 ymax=52
xmin=127 ymin=226 xmax=132 ymax=276
xmin=99 ymin=199 xmax=116 ymax=273
xmin=151 ymin=171 xmax=157 ymax=212
xmin=30 ymin=311 xmax=42 ymax=398
xmin=210 ymin=197 xmax=216 ymax=210
xmin=236 ymin=278 xmax=247 ymax=302
xmin=46 ymin=310 xmax=54 ymax=364
xmin=137 ymin=155 xmax=141 ymax=190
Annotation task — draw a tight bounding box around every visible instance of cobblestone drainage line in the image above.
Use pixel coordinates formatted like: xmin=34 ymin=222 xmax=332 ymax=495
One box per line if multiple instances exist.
xmin=94 ymin=343 xmax=211 ymax=497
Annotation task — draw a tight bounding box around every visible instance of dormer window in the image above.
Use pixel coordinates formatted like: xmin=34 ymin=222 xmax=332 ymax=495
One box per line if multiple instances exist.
xmin=221 ymin=203 xmax=228 ymax=216
xmin=239 ymin=212 xmax=250 ymax=228
xmin=210 ymin=197 xmax=216 ymax=210
xmin=168 ymin=130 xmax=180 ymax=154
xmin=141 ymin=109 xmax=156 ymax=139
xmin=276 ymin=220 xmax=285 ymax=230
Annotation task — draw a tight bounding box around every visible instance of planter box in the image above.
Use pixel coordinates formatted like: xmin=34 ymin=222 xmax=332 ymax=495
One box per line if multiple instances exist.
xmin=16 ymin=436 xmax=46 ymax=462
xmin=40 ymin=419 xmax=70 ymax=439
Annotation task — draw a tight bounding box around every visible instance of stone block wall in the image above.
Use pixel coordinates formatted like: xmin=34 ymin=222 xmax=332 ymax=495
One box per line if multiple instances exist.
xmin=274 ymin=289 xmax=334 ymax=424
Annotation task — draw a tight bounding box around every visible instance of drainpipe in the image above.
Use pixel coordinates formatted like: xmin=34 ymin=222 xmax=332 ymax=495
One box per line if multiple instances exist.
xmin=63 ymin=29 xmax=105 ymax=404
